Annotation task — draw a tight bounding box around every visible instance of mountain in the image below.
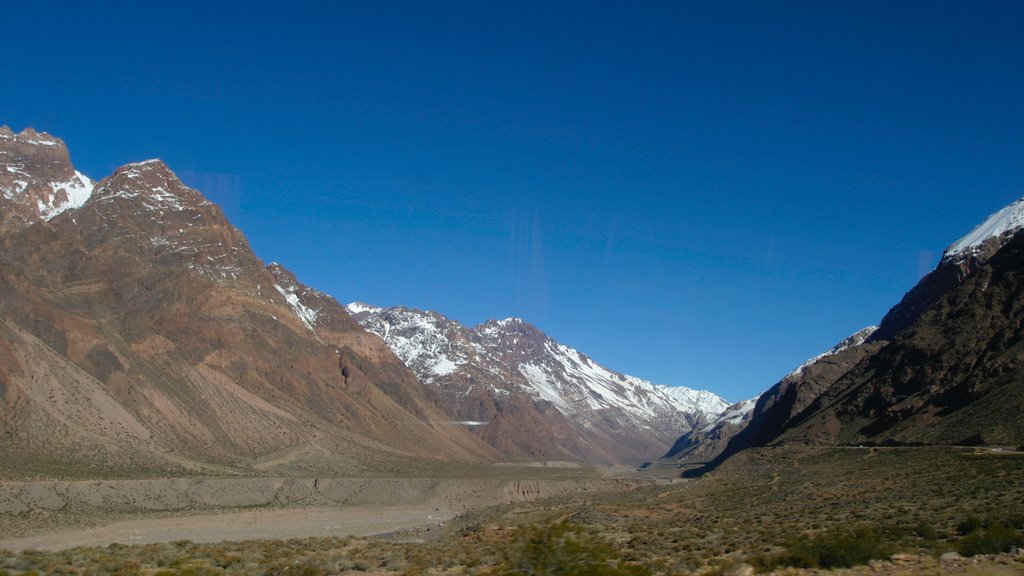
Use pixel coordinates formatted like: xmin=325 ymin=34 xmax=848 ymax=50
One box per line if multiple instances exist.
xmin=871 ymin=197 xmax=1024 ymax=342
xmin=345 ymin=304 xmax=728 ymax=464
xmin=691 ymin=196 xmax=1024 ymax=471
xmin=660 ymin=397 xmax=757 ymax=463
xmin=662 ymin=326 xmax=876 ymax=464
xmin=0 ymin=127 xmax=497 ymax=478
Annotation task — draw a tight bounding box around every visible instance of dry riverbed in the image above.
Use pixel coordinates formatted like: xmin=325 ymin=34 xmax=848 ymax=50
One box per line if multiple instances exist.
xmin=0 ymin=472 xmax=641 ymax=551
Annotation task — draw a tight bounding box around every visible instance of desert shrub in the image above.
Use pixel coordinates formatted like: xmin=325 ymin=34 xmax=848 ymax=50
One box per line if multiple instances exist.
xmin=496 ymin=522 xmax=651 ymax=576
xmin=1003 ymin=513 xmax=1024 ymax=530
xmin=958 ymin=523 xmax=1023 ymax=556
xmin=914 ymin=522 xmax=939 ymax=540
xmin=957 ymin=516 xmax=984 ymax=535
xmin=751 ymin=526 xmax=890 ymax=570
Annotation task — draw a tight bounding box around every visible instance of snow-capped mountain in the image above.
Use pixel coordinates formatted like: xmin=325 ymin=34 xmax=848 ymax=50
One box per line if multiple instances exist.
xmin=347 ymin=303 xmax=728 ymax=464
xmin=875 ymin=195 xmax=1024 ymax=342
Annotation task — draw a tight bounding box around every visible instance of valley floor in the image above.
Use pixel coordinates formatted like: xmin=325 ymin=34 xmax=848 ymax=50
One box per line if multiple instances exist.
xmin=1 ymin=447 xmax=1023 ymax=574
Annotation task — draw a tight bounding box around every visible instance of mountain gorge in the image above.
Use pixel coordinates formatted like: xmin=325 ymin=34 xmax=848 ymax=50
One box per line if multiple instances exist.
xmin=346 ymin=304 xmax=728 ymax=464
xmin=0 ymin=126 xmax=498 ymax=478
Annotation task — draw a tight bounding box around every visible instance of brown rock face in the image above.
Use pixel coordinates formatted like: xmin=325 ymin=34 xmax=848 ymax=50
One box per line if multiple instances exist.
xmin=0 ymin=129 xmax=496 ymax=477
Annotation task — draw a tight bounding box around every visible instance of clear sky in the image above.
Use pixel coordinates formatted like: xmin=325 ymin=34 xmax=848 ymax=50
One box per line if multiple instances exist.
xmin=2 ymin=1 xmax=1022 ymax=402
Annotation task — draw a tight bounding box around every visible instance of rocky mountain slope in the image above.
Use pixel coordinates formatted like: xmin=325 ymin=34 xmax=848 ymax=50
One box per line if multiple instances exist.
xmin=346 ymin=304 xmax=727 ymax=464
xmin=662 ymin=326 xmax=876 ymax=464
xmin=0 ymin=126 xmax=497 ymax=478
xmin=691 ymin=196 xmax=1024 ymax=471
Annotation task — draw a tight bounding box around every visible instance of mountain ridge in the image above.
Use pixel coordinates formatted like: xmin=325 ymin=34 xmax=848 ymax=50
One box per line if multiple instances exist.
xmin=347 ymin=302 xmax=727 ymax=464
xmin=0 ymin=127 xmax=498 ymax=477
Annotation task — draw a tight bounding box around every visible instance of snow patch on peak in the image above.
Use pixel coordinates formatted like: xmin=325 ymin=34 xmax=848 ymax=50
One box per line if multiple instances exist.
xmin=39 ymin=170 xmax=94 ymax=219
xmin=5 ymin=127 xmax=62 ymax=147
xmin=274 ymin=283 xmax=321 ymax=332
xmin=346 ymin=302 xmax=381 ymax=315
xmin=944 ymin=197 xmax=1024 ymax=261
xmin=124 ymin=158 xmax=165 ymax=169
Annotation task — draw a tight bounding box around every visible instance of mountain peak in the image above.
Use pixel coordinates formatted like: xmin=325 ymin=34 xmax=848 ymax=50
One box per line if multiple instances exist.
xmin=477 ymin=316 xmax=535 ymax=333
xmin=346 ymin=301 xmax=382 ymax=316
xmin=0 ymin=126 xmax=90 ymax=227
xmin=95 ymin=159 xmax=209 ymax=212
xmin=943 ymin=196 xmax=1024 ymax=263
xmin=0 ymin=126 xmax=66 ymax=149
xmin=496 ymin=317 xmax=526 ymax=326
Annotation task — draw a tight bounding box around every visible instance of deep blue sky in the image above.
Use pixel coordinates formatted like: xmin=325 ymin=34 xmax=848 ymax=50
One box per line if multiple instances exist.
xmin=3 ymin=2 xmax=1022 ymax=402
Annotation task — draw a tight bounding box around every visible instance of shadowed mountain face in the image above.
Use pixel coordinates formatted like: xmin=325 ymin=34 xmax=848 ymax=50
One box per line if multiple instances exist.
xmin=347 ymin=304 xmax=728 ymax=465
xmin=662 ymin=327 xmax=876 ymax=465
xmin=781 ymin=232 xmax=1024 ymax=447
xmin=687 ymin=198 xmax=1024 ymax=473
xmin=0 ymin=128 xmax=496 ymax=477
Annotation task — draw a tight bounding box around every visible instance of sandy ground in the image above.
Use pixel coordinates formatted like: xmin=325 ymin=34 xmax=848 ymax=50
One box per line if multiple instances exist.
xmin=0 ymin=504 xmax=453 ymax=552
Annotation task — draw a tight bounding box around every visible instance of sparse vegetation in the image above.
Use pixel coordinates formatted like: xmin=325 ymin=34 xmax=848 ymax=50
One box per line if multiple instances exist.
xmin=1 ymin=446 xmax=1023 ymax=575
xmin=751 ymin=526 xmax=893 ymax=570
xmin=956 ymin=517 xmax=1024 ymax=557
xmin=493 ymin=522 xmax=651 ymax=576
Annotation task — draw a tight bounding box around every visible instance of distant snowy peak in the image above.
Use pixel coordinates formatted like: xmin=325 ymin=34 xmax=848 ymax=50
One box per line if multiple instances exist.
xmin=663 ymin=384 xmax=732 ymax=417
xmin=789 ymin=325 xmax=878 ymax=378
xmin=346 ymin=301 xmax=382 ymax=315
xmin=944 ymin=197 xmax=1024 ymax=262
xmin=702 ymin=397 xmax=758 ymax=432
xmin=349 ymin=303 xmax=728 ymax=422
xmin=346 ymin=303 xmax=473 ymax=383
